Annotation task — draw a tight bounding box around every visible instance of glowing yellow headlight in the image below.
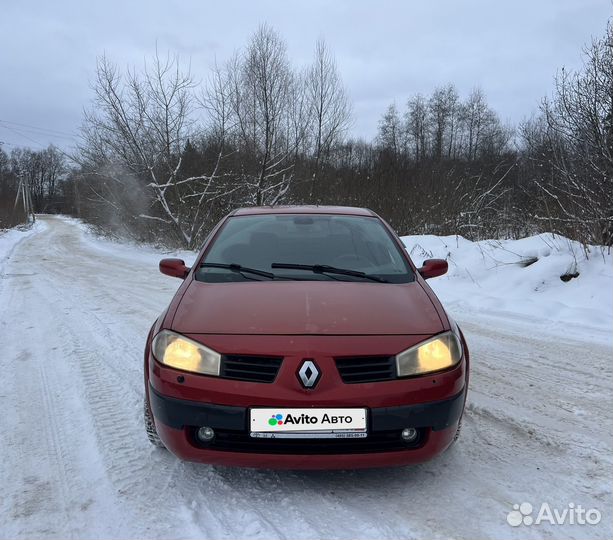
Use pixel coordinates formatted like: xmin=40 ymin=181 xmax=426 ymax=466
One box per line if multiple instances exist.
xmin=152 ymin=330 xmax=221 ymax=376
xmin=164 ymin=338 xmax=203 ymax=371
xmin=396 ymin=332 xmax=462 ymax=377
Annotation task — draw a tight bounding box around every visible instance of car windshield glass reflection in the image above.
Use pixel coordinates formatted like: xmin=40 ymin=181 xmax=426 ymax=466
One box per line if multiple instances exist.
xmin=196 ymin=214 xmax=414 ymax=283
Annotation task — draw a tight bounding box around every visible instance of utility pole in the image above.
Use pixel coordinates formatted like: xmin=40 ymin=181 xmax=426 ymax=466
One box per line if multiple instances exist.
xmin=2 ymin=141 xmax=35 ymax=226
xmin=14 ymin=170 xmax=36 ymax=224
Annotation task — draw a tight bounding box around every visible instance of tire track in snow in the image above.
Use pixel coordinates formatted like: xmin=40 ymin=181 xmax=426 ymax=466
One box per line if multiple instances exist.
xmin=33 ymin=275 xmax=205 ymax=538
xmin=27 ymin=221 xmax=229 ymax=539
xmin=1 ymin=254 xmax=128 ymax=538
xmin=36 ymin=358 xmax=75 ymax=538
xmin=168 ymin=464 xmax=292 ymax=539
xmin=0 ymin=276 xmax=75 ymax=538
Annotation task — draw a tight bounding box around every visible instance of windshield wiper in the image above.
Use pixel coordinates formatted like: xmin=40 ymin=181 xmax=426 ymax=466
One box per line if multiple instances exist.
xmin=271 ymin=263 xmax=388 ymax=283
xmin=200 ymin=263 xmax=275 ymax=280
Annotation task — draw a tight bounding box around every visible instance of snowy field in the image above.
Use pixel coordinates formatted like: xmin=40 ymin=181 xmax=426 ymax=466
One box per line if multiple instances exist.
xmin=0 ymin=215 xmax=611 ymax=539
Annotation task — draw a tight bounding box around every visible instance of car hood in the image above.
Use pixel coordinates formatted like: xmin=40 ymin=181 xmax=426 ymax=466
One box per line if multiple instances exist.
xmin=171 ymin=280 xmax=444 ymax=335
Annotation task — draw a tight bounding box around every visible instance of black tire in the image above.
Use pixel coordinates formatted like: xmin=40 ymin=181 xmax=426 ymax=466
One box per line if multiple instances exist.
xmin=452 ymin=416 xmax=462 ymax=444
xmin=144 ymin=397 xmax=165 ymax=448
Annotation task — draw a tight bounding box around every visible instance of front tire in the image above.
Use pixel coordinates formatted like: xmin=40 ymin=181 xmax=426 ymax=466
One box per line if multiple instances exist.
xmin=452 ymin=417 xmax=462 ymax=444
xmin=144 ymin=397 xmax=165 ymax=448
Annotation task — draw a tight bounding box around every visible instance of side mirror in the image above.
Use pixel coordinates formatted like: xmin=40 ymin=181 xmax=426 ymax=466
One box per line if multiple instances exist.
xmin=418 ymin=259 xmax=448 ymax=279
xmin=159 ymin=258 xmax=190 ymax=279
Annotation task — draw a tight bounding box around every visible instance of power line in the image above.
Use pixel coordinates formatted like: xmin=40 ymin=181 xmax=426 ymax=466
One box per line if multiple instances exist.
xmin=0 ymin=123 xmax=76 ymax=141
xmin=0 ymin=139 xmax=76 ymax=151
xmin=0 ymin=121 xmax=79 ymax=164
xmin=0 ymin=124 xmax=51 ymax=148
xmin=0 ymin=128 xmax=78 ymax=164
xmin=0 ymin=118 xmax=77 ymax=138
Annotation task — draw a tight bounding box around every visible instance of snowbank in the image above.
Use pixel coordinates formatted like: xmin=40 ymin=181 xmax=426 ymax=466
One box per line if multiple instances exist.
xmin=0 ymin=219 xmax=48 ymax=270
xmin=402 ymin=233 xmax=612 ymax=345
xmin=57 ymin=215 xmax=197 ymax=267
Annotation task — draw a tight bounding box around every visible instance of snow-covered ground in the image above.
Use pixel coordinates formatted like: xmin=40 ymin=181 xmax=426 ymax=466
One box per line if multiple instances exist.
xmin=0 ymin=215 xmax=611 ymax=539
xmin=401 ymin=233 xmax=612 ymax=346
xmin=0 ymin=219 xmax=47 ymax=271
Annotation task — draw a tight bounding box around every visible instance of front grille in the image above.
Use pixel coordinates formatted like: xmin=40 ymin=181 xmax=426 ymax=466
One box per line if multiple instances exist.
xmin=335 ymin=356 xmax=396 ymax=383
xmin=220 ymin=355 xmax=282 ymax=383
xmin=193 ymin=428 xmax=426 ymax=454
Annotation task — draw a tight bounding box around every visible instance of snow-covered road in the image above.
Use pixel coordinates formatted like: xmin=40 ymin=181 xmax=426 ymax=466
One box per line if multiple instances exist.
xmin=1 ymin=215 xmax=611 ymax=539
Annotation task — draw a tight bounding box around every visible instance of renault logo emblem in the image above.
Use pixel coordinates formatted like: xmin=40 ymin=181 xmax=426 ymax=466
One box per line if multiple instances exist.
xmin=297 ymin=359 xmax=321 ymax=389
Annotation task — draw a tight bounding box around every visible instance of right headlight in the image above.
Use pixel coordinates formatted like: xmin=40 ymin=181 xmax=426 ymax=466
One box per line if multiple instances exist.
xmin=151 ymin=330 xmax=221 ymax=376
xmin=395 ymin=331 xmax=462 ymax=377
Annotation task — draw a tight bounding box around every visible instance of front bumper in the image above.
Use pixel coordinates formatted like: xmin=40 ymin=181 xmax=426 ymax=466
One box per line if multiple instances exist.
xmin=146 ymin=333 xmax=468 ymax=469
xmin=149 ymin=384 xmax=465 ymax=469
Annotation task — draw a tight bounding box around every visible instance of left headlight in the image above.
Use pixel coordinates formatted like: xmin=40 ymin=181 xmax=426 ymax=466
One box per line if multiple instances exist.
xmin=395 ymin=331 xmax=462 ymax=377
xmin=151 ymin=330 xmax=221 ymax=376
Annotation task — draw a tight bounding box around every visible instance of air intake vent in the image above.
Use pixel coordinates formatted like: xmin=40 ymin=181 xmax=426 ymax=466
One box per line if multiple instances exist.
xmin=335 ymin=356 xmax=396 ymax=383
xmin=220 ymin=355 xmax=282 ymax=383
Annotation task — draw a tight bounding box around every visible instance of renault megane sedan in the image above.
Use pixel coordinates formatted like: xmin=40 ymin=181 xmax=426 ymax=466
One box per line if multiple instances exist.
xmin=144 ymin=206 xmax=469 ymax=469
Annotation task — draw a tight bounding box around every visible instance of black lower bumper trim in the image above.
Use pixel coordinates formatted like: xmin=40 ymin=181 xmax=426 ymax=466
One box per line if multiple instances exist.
xmin=371 ymin=392 xmax=465 ymax=432
xmin=149 ymin=384 xmax=465 ymax=433
xmin=197 ymin=427 xmax=426 ymax=454
xmin=149 ymin=386 xmax=245 ymax=431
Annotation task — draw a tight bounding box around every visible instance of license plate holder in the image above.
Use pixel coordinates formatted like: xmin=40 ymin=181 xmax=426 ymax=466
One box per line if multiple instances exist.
xmin=250 ymin=408 xmax=367 ymax=439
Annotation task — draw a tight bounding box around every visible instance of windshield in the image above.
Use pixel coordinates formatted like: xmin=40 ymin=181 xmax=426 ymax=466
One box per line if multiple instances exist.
xmin=196 ymin=214 xmax=414 ymax=283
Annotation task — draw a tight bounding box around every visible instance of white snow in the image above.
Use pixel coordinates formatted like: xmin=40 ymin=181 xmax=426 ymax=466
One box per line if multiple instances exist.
xmin=57 ymin=215 xmax=197 ymax=267
xmin=0 ymin=215 xmax=611 ymax=540
xmin=402 ymin=233 xmax=613 ymax=346
xmin=0 ymin=219 xmax=47 ymax=271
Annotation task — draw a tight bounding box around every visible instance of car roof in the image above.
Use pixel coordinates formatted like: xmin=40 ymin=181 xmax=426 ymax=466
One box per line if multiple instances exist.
xmin=231 ymin=205 xmax=377 ymax=217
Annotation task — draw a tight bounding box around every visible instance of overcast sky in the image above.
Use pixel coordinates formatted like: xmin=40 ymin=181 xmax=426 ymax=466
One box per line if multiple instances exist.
xmin=0 ymin=0 xmax=610 ymax=152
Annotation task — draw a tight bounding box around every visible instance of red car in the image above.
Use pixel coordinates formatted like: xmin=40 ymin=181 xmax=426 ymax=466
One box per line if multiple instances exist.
xmin=144 ymin=206 xmax=469 ymax=469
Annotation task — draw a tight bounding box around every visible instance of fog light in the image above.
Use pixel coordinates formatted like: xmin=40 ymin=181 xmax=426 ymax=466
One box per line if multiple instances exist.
xmin=197 ymin=426 xmax=215 ymax=442
xmin=401 ymin=427 xmax=418 ymax=442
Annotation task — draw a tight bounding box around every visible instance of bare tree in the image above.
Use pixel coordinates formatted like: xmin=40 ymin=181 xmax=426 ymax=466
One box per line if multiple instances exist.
xmin=305 ymin=39 xmax=351 ymax=193
xmin=376 ymin=104 xmax=403 ymax=157
xmin=42 ymin=146 xmax=65 ymax=203
xmin=443 ymin=86 xmax=461 ymax=159
xmin=461 ymin=88 xmax=489 ymax=161
xmin=405 ymin=94 xmax=429 ymax=162
xmin=80 ymin=51 xmax=233 ymax=247
xmin=228 ymin=24 xmax=299 ymax=206
xmin=534 ymin=20 xmax=613 ymax=245
xmin=0 ymin=146 xmax=28 ymax=227
xmin=429 ymin=85 xmax=456 ymax=161
xmin=7 ymin=145 xmax=65 ymax=213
